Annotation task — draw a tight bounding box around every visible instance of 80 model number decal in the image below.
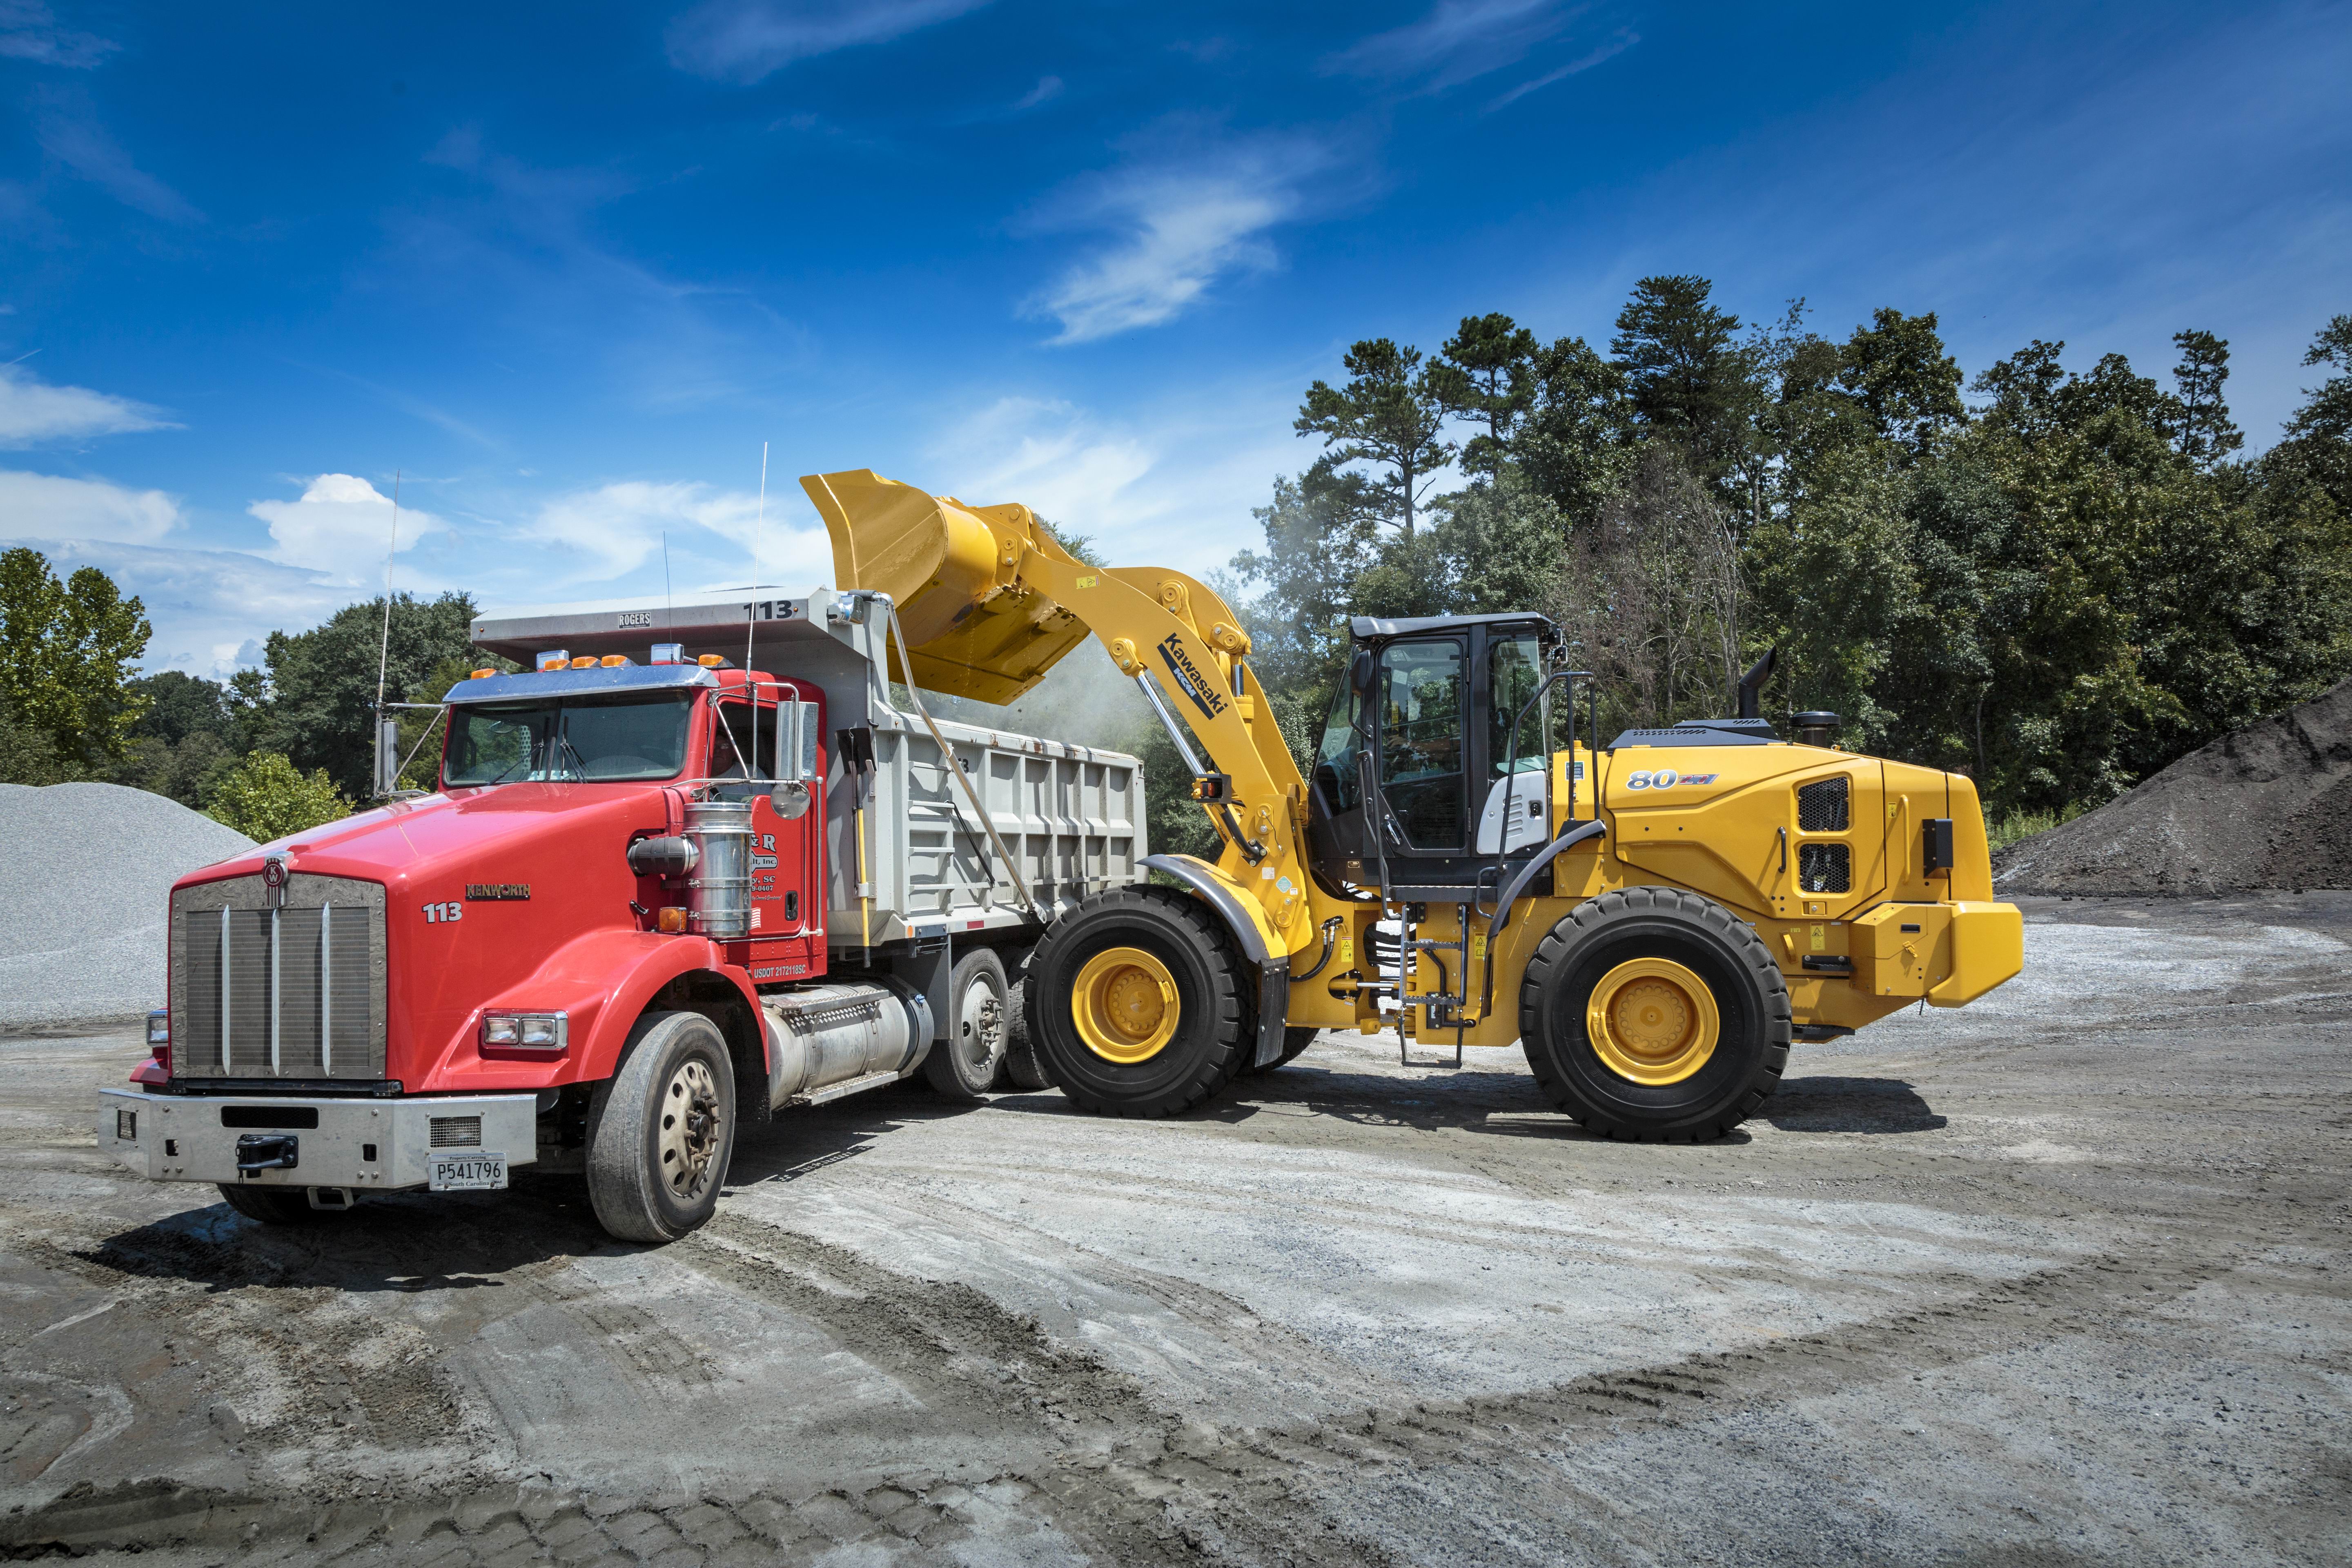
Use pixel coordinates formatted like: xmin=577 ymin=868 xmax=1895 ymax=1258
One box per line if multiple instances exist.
xmin=1623 ymin=769 xmax=1719 ymax=791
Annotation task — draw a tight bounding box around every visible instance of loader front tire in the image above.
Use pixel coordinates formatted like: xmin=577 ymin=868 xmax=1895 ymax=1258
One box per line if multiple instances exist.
xmin=1519 ymin=888 xmax=1789 ymax=1142
xmin=1025 ymin=888 xmax=1248 ymax=1116
xmin=585 ymin=1011 xmax=737 ymax=1243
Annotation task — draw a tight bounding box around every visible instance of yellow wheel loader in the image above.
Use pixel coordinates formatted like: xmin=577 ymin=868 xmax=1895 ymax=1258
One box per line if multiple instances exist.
xmin=803 ymin=469 xmax=2025 ymax=1141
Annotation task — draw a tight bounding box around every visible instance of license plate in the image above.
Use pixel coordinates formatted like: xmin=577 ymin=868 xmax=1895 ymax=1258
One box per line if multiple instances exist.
xmin=428 ymin=1152 xmax=507 ymax=1191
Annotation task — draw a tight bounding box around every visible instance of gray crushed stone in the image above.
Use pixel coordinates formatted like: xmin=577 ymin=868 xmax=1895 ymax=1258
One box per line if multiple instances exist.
xmin=0 ymin=782 xmax=253 ymax=1033
xmin=1996 ymin=675 xmax=2352 ymax=895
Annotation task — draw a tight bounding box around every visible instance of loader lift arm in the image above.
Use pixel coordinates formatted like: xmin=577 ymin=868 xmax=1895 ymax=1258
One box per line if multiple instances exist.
xmin=801 ymin=470 xmax=1324 ymax=971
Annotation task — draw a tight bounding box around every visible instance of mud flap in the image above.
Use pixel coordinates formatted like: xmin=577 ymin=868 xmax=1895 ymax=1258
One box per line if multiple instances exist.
xmin=1255 ymin=964 xmax=1289 ymax=1069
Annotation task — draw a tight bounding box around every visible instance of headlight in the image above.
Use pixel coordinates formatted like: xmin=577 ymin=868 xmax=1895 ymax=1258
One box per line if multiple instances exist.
xmin=146 ymin=1008 xmax=170 ymax=1048
xmin=481 ymin=1011 xmax=567 ymax=1051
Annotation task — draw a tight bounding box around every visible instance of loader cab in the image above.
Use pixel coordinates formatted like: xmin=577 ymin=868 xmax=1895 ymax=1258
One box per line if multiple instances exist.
xmin=1306 ymin=612 xmax=1563 ymax=900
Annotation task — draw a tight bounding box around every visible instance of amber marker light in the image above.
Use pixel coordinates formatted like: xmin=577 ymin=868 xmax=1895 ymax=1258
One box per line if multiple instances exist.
xmin=599 ymin=655 xmax=633 ymax=667
xmin=471 ymin=668 xmax=495 ymax=679
xmin=570 ymin=656 xmax=597 ymax=669
xmin=656 ymin=907 xmax=688 ymax=934
xmin=535 ymin=649 xmax=570 ymax=671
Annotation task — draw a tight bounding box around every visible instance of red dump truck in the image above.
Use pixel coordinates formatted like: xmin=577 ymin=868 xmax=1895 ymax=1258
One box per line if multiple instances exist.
xmin=98 ymin=587 xmax=1147 ymax=1240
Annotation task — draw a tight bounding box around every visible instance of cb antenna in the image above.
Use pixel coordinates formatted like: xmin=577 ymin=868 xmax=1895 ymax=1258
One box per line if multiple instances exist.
xmin=372 ymin=471 xmax=401 ymax=795
xmin=746 ymin=440 xmax=766 ymax=675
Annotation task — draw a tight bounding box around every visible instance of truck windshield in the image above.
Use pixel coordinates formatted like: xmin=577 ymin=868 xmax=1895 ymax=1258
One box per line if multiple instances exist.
xmin=443 ymin=694 xmax=693 ymax=786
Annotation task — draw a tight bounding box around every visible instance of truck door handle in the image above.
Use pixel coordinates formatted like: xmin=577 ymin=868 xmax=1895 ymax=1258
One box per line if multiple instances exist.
xmin=235 ymin=1132 xmax=299 ymax=1175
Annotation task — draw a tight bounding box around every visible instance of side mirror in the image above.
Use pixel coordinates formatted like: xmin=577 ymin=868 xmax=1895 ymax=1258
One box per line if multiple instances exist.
xmin=767 ymin=780 xmax=812 ymax=821
xmin=1349 ymin=646 xmax=1375 ymax=696
xmin=772 ymin=700 xmax=819 ymax=784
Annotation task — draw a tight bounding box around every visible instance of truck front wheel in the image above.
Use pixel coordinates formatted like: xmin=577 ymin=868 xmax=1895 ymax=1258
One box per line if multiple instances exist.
xmin=586 ymin=1011 xmax=737 ymax=1243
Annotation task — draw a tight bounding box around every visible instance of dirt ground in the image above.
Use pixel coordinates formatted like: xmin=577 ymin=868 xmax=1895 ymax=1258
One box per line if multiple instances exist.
xmin=2 ymin=893 xmax=2348 ymax=1566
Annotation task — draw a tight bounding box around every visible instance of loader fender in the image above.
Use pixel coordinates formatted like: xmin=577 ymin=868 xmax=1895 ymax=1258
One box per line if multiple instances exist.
xmin=415 ymin=929 xmax=761 ymax=1093
xmin=1141 ymin=853 xmax=1291 ymax=1068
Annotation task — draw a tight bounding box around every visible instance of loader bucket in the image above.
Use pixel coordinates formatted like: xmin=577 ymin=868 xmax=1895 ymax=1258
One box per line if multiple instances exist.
xmin=800 ymin=469 xmax=1091 ymax=705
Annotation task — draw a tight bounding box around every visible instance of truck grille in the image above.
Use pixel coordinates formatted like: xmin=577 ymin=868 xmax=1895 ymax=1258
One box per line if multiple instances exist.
xmin=170 ymin=873 xmax=387 ymax=1080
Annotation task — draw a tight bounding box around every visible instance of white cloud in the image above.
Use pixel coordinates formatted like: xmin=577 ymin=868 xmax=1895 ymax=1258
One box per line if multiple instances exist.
xmin=0 ymin=2 xmax=116 ymax=67
xmin=1488 ymin=28 xmax=1637 ymax=109
xmin=1014 ymin=75 xmax=1063 ymax=111
xmin=519 ymin=479 xmax=829 ymax=588
xmin=0 ymin=363 xmax=172 ymax=445
xmin=1326 ymin=0 xmax=1585 ymax=91
xmin=0 ymin=468 xmax=179 ymax=542
xmin=32 ymin=88 xmax=201 ymax=223
xmin=666 ymin=0 xmax=991 ymax=83
xmin=247 ymin=474 xmax=449 ymax=582
xmin=0 ymin=538 xmax=343 ymax=677
xmin=1025 ymin=131 xmax=1335 ymax=345
xmin=924 ymin=388 xmax=1302 ymax=580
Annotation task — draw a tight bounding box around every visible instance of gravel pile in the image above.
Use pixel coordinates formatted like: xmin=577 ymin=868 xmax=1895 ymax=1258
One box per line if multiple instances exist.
xmin=1996 ymin=676 xmax=2352 ymax=895
xmin=0 ymin=783 xmax=254 ymax=1033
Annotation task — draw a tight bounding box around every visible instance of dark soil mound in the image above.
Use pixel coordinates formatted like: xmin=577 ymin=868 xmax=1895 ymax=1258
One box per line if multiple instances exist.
xmin=1995 ymin=677 xmax=2352 ymax=895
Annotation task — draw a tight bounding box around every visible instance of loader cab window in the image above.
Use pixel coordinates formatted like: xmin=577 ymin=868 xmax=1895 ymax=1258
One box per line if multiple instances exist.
xmin=1377 ymin=638 xmax=1467 ymax=850
xmin=1312 ymin=682 xmax=1362 ymax=811
xmin=1490 ymin=634 xmax=1549 ymax=778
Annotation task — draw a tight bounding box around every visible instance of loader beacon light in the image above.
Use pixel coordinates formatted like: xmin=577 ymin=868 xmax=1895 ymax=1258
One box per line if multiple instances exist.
xmin=480 ymin=1011 xmax=568 ymax=1051
xmin=535 ymin=649 xmax=570 ymax=672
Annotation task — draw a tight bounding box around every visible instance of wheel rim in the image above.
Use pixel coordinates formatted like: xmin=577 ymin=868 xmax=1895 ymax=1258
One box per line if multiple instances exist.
xmin=658 ymin=1055 xmax=726 ymax=1201
xmin=1071 ymin=946 xmax=1180 ymax=1064
xmin=960 ymin=976 xmax=1004 ymax=1071
xmin=1586 ymin=957 xmax=1720 ymax=1085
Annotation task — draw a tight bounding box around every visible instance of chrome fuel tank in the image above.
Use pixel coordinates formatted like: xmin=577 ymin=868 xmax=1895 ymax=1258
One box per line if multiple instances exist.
xmin=762 ymin=979 xmax=933 ymax=1107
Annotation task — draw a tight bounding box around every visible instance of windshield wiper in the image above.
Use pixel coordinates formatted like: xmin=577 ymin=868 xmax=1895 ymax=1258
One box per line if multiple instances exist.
xmin=555 ymin=725 xmax=589 ymax=782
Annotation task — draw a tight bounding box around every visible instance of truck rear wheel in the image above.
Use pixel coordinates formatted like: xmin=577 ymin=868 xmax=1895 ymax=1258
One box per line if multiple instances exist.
xmin=926 ymin=947 xmax=1009 ymax=1100
xmin=1025 ymin=888 xmax=1247 ymax=1117
xmin=586 ymin=1011 xmax=737 ymax=1243
xmin=1519 ymin=888 xmax=1790 ymax=1141
xmin=996 ymin=975 xmax=1053 ymax=1091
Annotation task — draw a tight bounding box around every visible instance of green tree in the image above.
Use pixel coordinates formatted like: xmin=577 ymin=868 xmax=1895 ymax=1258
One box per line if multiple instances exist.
xmin=2168 ymin=330 xmax=2243 ymax=468
xmin=2270 ymin=314 xmax=2352 ymax=515
xmin=1610 ymin=275 xmax=1759 ymax=484
xmin=1295 ymin=339 xmax=1458 ymax=539
xmin=1511 ymin=335 xmax=1638 ymax=528
xmin=0 ymin=548 xmax=151 ymax=776
xmin=1839 ymin=308 xmax=1966 ymax=459
xmin=129 ymin=669 xmax=239 ymax=748
xmin=1432 ymin=313 xmax=1540 ymax=476
xmin=205 ymin=751 xmax=352 ymax=842
xmin=247 ymin=591 xmax=480 ymax=799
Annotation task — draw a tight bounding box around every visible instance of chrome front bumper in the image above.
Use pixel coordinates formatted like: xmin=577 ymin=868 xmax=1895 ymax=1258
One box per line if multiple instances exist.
xmin=97 ymin=1088 xmax=539 ymax=1192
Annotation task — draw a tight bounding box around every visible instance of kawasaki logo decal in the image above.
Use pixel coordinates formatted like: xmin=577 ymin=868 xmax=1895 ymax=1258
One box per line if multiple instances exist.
xmin=1156 ymin=635 xmax=1227 ymax=722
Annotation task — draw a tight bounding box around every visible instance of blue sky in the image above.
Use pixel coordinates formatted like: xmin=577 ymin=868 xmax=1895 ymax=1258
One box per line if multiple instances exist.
xmin=2 ymin=0 xmax=2345 ymax=676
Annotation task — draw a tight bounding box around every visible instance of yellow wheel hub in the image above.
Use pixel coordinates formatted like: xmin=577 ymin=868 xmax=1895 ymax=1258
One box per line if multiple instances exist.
xmin=1072 ymin=947 xmax=1180 ymax=1064
xmin=1586 ymin=957 xmax=1720 ymax=1085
